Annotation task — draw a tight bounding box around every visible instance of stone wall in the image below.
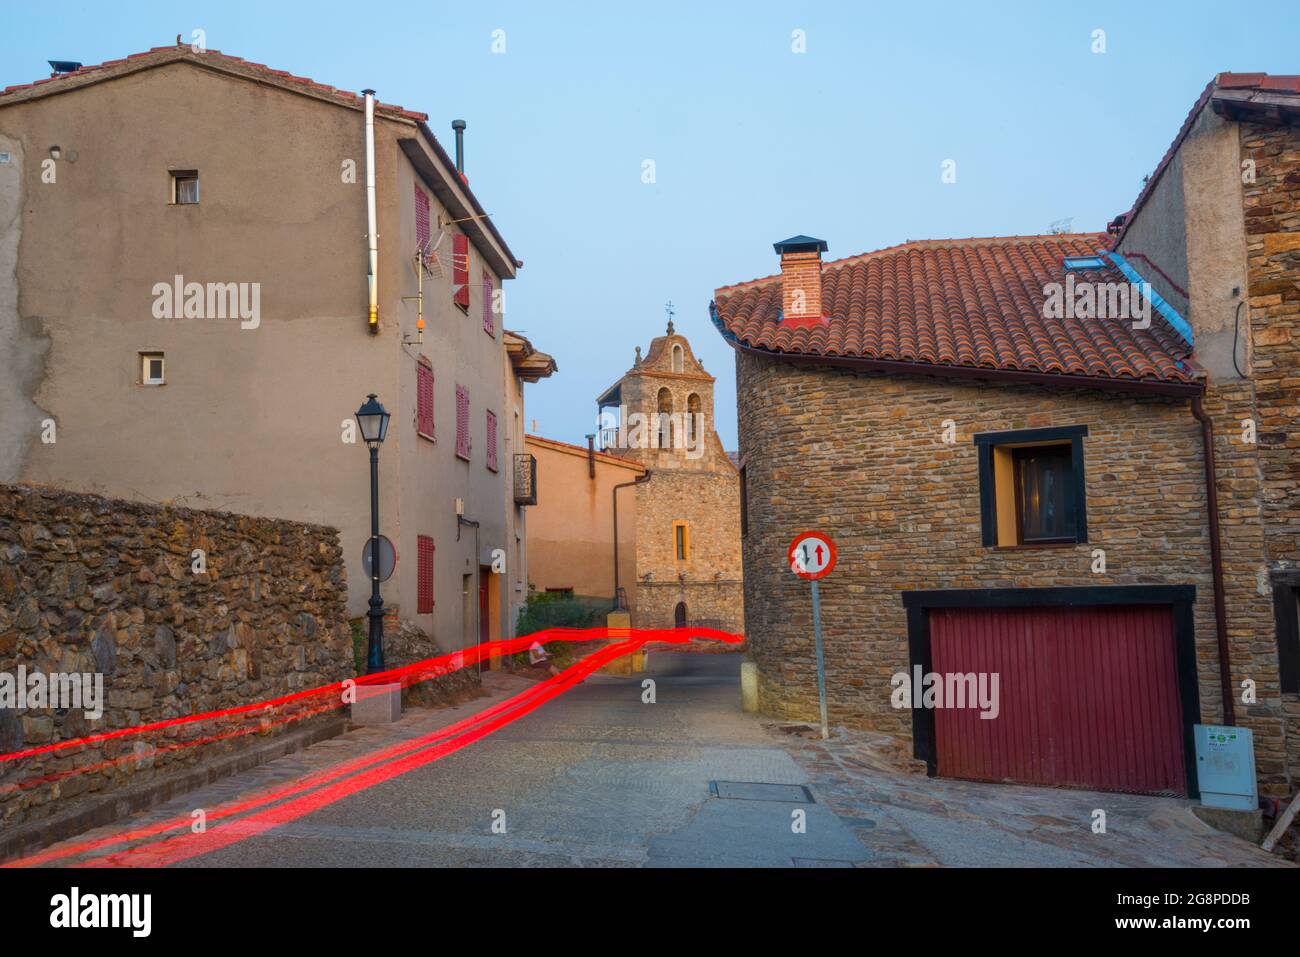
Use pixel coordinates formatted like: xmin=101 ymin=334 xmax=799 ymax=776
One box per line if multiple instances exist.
xmin=735 ymin=352 xmax=1293 ymax=796
xmin=0 ymin=484 xmax=353 ymax=827
xmin=1241 ymin=118 xmax=1300 ymax=787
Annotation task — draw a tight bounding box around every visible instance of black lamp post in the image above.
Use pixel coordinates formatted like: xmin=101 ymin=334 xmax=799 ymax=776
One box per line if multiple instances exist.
xmin=355 ymin=393 xmax=391 ymax=674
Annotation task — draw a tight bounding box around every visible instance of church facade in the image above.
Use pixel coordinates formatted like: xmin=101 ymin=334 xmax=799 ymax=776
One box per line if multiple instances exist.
xmin=596 ymin=322 xmax=745 ymax=635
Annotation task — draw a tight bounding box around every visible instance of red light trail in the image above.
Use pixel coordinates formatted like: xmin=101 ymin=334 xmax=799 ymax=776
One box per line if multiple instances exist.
xmin=4 ymin=626 xmax=741 ymax=868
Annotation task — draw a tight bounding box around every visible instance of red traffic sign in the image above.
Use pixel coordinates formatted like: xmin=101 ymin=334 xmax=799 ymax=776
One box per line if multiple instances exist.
xmin=788 ymin=530 xmax=836 ymax=580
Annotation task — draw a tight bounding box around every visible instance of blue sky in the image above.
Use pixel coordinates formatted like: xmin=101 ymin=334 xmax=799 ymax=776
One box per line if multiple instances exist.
xmin=3 ymin=1 xmax=1298 ymax=447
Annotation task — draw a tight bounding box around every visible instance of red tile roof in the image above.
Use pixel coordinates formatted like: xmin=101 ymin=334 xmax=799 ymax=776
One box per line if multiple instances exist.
xmin=712 ymin=234 xmax=1198 ymax=387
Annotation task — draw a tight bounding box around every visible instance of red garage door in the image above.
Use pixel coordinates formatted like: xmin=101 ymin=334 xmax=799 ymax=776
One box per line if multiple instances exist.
xmin=929 ymin=604 xmax=1187 ymax=796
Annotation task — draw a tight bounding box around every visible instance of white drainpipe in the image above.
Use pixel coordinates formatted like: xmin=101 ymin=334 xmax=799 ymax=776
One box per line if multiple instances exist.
xmin=363 ymin=89 xmax=379 ymax=330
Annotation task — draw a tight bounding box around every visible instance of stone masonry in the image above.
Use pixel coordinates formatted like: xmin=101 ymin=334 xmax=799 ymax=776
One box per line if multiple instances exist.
xmin=734 ymin=355 xmax=1294 ymax=797
xmin=602 ymin=327 xmax=744 ymax=635
xmin=1241 ymin=117 xmax=1300 ymax=782
xmin=0 ymin=484 xmax=353 ymax=827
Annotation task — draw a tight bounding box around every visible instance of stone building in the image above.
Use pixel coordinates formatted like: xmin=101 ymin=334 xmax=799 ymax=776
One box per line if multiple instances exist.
xmin=710 ymin=73 xmax=1300 ymax=800
xmin=594 ymin=322 xmax=744 ymax=633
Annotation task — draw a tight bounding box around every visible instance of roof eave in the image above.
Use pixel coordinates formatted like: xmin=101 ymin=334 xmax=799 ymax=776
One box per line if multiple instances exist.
xmin=724 ymin=337 xmax=1204 ymax=399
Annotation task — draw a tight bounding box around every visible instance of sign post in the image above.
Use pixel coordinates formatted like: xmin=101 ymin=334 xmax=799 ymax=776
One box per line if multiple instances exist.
xmin=788 ymin=531 xmax=837 ymax=740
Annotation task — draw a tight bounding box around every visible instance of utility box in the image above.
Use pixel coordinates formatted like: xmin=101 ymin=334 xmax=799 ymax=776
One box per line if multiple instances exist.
xmin=1194 ymin=724 xmax=1256 ymax=811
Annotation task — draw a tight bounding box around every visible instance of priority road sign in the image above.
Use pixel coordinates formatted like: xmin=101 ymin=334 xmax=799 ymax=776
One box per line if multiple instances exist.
xmin=787 ymin=530 xmax=836 ymax=739
xmin=788 ymin=530 xmax=836 ymax=580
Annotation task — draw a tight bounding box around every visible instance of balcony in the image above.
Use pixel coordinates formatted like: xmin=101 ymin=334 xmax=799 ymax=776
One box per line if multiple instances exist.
xmin=514 ymin=453 xmax=537 ymax=506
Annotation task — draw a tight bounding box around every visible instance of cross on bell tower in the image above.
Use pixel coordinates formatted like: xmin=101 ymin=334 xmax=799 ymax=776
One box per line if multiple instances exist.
xmin=665 ymin=300 xmax=675 ymax=336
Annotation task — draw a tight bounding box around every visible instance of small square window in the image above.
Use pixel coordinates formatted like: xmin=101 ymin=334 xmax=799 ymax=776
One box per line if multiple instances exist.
xmin=171 ymin=171 xmax=199 ymax=205
xmin=975 ymin=426 xmax=1088 ymax=547
xmin=141 ymin=352 xmax=165 ymax=385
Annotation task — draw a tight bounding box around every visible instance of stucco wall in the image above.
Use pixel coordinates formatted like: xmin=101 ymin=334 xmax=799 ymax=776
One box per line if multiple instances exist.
xmin=0 ymin=59 xmax=524 ymax=648
xmin=1118 ymin=104 xmax=1249 ymax=381
xmin=525 ymin=436 xmax=640 ymax=610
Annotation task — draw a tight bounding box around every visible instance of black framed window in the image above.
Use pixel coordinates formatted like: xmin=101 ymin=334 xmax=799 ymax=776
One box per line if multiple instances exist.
xmin=974 ymin=425 xmax=1088 ymax=547
xmin=1014 ymin=445 xmax=1077 ymax=543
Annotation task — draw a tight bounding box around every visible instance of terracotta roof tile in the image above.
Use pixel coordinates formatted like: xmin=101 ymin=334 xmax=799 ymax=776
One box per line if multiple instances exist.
xmin=713 ymin=234 xmax=1196 ymax=386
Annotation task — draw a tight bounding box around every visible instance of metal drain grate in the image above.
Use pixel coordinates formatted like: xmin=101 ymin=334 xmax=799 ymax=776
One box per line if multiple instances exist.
xmin=708 ymin=780 xmax=815 ymax=803
xmin=792 ymin=857 xmax=855 ymax=868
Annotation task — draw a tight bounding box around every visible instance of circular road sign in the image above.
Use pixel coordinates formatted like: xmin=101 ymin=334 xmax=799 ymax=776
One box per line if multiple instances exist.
xmin=788 ymin=530 xmax=836 ymax=580
xmin=360 ymin=534 xmax=397 ymax=582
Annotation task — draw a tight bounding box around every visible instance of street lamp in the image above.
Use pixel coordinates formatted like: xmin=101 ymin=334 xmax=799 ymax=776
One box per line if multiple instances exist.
xmin=355 ymin=393 xmax=391 ymax=674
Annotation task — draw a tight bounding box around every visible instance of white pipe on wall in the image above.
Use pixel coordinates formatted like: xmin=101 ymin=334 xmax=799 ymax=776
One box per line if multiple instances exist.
xmin=363 ymin=89 xmax=379 ymax=329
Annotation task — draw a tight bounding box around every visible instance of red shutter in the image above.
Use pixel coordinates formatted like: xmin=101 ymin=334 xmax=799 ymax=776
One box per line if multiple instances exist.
xmin=455 ymin=384 xmax=470 ymax=459
xmin=415 ymin=186 xmax=430 ymax=254
xmin=416 ymin=362 xmax=434 ymax=438
xmin=416 ymin=535 xmax=435 ymax=613
xmin=486 ymin=410 xmax=498 ymax=471
xmin=482 ymin=270 xmax=495 ymax=336
xmin=453 ymin=234 xmax=470 ymax=308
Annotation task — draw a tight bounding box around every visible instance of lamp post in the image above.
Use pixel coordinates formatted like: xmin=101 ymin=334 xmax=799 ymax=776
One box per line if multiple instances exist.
xmin=355 ymin=394 xmax=391 ymax=674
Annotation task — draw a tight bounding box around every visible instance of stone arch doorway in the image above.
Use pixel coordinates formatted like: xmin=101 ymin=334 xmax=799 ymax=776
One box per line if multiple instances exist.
xmin=674 ymin=601 xmax=687 ymax=628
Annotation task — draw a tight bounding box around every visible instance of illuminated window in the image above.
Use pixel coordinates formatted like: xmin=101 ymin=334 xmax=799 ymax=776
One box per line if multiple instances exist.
xmin=975 ymin=426 xmax=1088 ymax=547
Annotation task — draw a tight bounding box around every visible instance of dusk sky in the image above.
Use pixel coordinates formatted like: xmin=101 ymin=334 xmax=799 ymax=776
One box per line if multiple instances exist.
xmin=4 ymin=1 xmax=1298 ymax=447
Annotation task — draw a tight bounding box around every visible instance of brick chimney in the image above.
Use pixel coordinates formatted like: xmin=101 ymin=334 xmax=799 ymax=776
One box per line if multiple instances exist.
xmin=773 ymin=235 xmax=829 ymax=326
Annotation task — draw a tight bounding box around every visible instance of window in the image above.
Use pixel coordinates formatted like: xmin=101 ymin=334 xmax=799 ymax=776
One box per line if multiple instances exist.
xmin=417 ymin=535 xmax=435 ymax=614
xmin=686 ymin=393 xmax=701 ymax=444
xmin=975 ymin=426 xmax=1088 ymax=547
xmin=673 ymin=520 xmax=690 ymax=561
xmin=452 ymin=234 xmax=470 ymax=311
xmin=171 ymin=170 xmax=199 ymax=205
xmin=416 ymin=360 xmax=435 ymax=440
xmin=455 ymin=384 xmax=471 ymax=460
xmin=657 ymin=387 xmax=674 ymax=450
xmin=486 ymin=409 xmax=499 ymax=472
xmin=672 ymin=344 xmax=684 ymax=373
xmin=482 ymin=269 xmax=495 ymax=336
xmin=1272 ymin=574 xmax=1300 ymax=694
xmin=140 ymin=352 xmax=165 ymax=385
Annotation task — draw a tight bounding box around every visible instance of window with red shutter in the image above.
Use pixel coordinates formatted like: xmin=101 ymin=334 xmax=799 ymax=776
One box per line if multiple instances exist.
xmin=455 ymin=384 xmax=470 ymax=460
xmin=486 ymin=410 xmax=498 ymax=472
xmin=453 ymin=234 xmax=470 ymax=310
xmin=415 ymin=186 xmax=431 ymax=257
xmin=482 ymin=269 xmax=495 ymax=336
xmin=416 ymin=535 xmax=435 ymax=613
xmin=416 ymin=361 xmax=434 ymax=440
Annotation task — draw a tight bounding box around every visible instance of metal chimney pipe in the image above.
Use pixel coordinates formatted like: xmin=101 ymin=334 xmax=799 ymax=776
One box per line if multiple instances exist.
xmin=451 ymin=119 xmax=466 ymax=173
xmin=363 ymin=90 xmax=379 ymax=330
